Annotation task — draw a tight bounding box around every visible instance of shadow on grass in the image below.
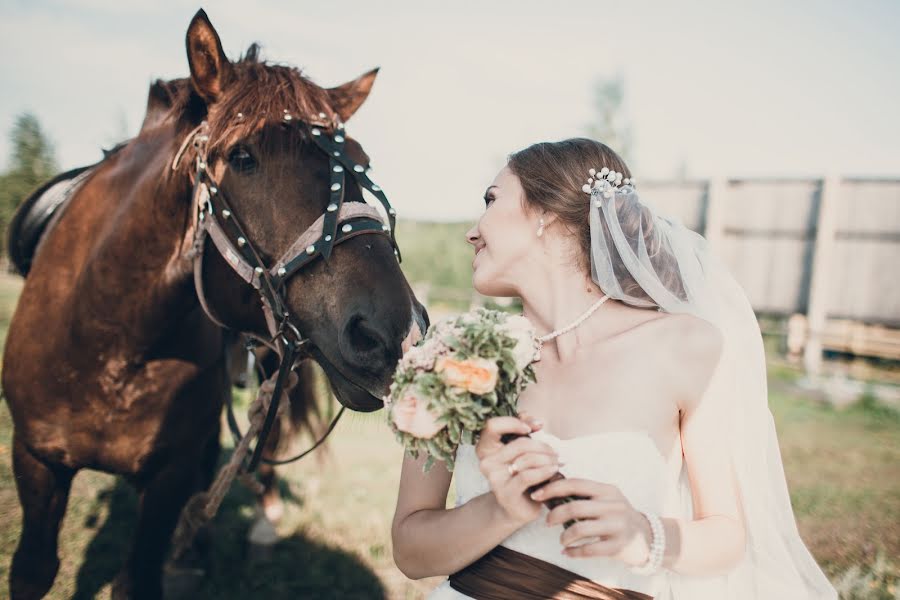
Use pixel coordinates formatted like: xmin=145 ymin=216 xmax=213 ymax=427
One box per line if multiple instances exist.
xmin=72 ymin=481 xmax=137 ymax=599
xmin=71 ymin=449 xmax=386 ymax=600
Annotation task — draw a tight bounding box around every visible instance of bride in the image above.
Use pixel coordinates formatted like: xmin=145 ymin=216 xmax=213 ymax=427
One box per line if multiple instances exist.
xmin=391 ymin=138 xmax=837 ymax=599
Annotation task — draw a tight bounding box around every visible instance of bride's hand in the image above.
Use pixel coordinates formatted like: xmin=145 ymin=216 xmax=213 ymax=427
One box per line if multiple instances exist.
xmin=534 ymin=479 xmax=653 ymax=567
xmin=475 ymin=414 xmax=561 ymax=526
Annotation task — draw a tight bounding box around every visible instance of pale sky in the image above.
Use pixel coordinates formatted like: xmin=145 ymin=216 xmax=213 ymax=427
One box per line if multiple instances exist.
xmin=2 ymin=0 xmax=899 ymax=221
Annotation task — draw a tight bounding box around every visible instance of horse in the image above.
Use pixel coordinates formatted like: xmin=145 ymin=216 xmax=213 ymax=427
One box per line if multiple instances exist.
xmin=2 ymin=10 xmax=427 ymax=599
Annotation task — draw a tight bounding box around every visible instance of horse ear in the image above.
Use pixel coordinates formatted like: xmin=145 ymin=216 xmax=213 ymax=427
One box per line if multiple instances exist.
xmin=140 ymin=79 xmax=178 ymax=131
xmin=185 ymin=9 xmax=233 ymax=103
xmin=327 ymin=67 xmax=379 ymax=122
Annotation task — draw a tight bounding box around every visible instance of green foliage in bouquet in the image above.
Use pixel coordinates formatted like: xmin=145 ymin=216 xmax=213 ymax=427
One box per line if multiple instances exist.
xmin=386 ymin=308 xmax=538 ymax=471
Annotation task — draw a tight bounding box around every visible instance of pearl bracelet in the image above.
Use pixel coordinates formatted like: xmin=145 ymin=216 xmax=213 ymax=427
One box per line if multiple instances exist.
xmin=629 ymin=512 xmax=666 ymax=575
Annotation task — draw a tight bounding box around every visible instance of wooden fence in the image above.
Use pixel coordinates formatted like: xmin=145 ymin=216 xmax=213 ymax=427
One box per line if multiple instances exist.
xmin=618 ymin=177 xmax=900 ymax=369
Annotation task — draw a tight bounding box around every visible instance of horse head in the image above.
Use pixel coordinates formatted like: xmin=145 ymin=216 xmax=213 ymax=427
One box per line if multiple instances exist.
xmin=165 ymin=9 xmax=427 ymax=411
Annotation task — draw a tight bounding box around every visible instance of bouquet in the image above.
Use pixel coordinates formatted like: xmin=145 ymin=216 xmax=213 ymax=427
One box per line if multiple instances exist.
xmin=385 ymin=308 xmax=540 ymax=471
xmin=387 ymin=308 xmax=588 ymax=527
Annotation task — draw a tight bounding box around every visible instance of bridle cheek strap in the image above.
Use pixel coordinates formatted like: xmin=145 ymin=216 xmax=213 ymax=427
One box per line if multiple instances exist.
xmin=191 ymin=188 xmax=388 ymax=339
xmin=270 ymin=202 xmax=386 ymax=278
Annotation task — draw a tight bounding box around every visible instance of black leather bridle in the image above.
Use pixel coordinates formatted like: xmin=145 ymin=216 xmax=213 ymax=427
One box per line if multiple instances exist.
xmin=176 ymin=111 xmax=400 ymax=471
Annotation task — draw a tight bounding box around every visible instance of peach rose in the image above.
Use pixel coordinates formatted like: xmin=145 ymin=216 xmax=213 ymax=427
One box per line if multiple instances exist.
xmin=435 ymin=356 xmax=499 ymax=395
xmin=390 ymin=387 xmax=446 ymax=439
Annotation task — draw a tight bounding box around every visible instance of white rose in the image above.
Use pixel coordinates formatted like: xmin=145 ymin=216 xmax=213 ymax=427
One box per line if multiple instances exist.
xmin=501 ymin=315 xmax=539 ymax=370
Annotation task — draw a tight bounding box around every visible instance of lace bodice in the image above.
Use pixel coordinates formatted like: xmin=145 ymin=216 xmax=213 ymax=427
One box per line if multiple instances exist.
xmin=428 ymin=428 xmax=686 ymax=599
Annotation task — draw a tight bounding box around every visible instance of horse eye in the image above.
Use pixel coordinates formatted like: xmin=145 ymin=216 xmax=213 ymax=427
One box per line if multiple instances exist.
xmin=228 ymin=146 xmax=257 ymax=173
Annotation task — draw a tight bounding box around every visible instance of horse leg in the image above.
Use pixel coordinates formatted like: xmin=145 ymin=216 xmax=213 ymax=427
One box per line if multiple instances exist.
xmin=245 ymin=426 xmax=282 ymax=559
xmin=254 ymin=358 xmax=331 ymax=528
xmin=161 ymin=428 xmax=221 ymax=599
xmin=111 ymin=448 xmax=206 ymax=600
xmin=250 ymin=347 xmax=286 ymax=526
xmin=248 ymin=361 xmax=331 ymax=552
xmin=256 ymin=426 xmax=284 ymax=523
xmin=9 ymin=435 xmax=75 ymax=600
xmin=245 ymin=346 xmax=288 ymax=547
xmin=191 ymin=425 xmax=221 ymax=557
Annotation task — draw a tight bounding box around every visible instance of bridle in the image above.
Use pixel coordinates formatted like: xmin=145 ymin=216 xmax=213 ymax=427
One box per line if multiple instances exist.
xmin=175 ymin=110 xmax=400 ymax=471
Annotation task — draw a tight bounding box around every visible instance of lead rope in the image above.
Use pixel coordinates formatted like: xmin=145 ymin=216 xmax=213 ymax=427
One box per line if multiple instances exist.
xmin=171 ymin=362 xmax=285 ymax=562
xmin=223 ymin=340 xmax=345 ymax=466
xmin=170 ymin=340 xmax=346 ymax=562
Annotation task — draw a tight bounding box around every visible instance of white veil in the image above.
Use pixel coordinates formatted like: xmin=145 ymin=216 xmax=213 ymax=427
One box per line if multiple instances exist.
xmin=587 ymin=175 xmax=837 ymax=599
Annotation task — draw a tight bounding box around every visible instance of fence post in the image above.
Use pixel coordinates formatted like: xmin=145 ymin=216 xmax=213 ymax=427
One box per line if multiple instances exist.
xmin=704 ymin=178 xmax=727 ymax=249
xmin=803 ymin=175 xmax=841 ymax=376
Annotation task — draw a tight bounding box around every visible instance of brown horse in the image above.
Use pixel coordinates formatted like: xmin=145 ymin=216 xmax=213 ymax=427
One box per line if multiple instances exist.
xmin=2 ymin=10 xmax=426 ymax=600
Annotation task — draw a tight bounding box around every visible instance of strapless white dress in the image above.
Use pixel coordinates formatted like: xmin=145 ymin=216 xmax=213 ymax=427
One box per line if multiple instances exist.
xmin=428 ymin=428 xmax=686 ymax=599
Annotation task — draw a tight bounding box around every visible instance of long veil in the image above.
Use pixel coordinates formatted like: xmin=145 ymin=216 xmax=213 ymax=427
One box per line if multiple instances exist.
xmin=587 ymin=176 xmax=837 ymax=599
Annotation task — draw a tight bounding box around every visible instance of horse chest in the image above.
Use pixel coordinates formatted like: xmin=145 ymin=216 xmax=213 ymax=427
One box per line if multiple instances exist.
xmin=20 ymin=354 xmax=216 ymax=473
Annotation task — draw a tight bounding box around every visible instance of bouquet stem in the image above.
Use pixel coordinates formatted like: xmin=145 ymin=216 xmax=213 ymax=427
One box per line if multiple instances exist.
xmin=500 ymin=432 xmax=589 ymax=529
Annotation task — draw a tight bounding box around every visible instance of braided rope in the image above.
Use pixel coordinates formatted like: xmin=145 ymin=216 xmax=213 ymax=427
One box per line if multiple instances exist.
xmin=170 ymin=372 xmax=288 ymax=561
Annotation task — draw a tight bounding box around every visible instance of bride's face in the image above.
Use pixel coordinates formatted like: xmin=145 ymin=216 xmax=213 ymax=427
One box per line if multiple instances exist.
xmin=466 ymin=166 xmax=540 ymax=296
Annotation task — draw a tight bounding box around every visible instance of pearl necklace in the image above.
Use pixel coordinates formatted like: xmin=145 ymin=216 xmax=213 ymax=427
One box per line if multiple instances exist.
xmin=536 ymin=294 xmax=610 ymax=349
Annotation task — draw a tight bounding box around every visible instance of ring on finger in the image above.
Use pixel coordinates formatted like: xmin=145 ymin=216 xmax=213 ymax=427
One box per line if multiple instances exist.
xmin=508 ymin=461 xmax=519 ymax=476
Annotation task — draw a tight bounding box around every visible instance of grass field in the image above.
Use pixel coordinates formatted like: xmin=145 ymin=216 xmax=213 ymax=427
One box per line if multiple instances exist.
xmin=0 ymin=270 xmax=898 ymax=599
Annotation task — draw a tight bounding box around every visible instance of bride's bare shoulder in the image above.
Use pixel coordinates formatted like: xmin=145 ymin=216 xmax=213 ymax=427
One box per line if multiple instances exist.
xmin=652 ymin=313 xmax=724 ymax=404
xmin=639 ymin=311 xmax=722 ymax=353
xmin=668 ymin=313 xmax=722 ymax=354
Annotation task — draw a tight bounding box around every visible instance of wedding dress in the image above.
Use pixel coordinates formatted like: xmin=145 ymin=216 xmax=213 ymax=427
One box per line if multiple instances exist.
xmin=428 ymin=428 xmax=684 ymax=599
xmin=427 ymin=169 xmax=837 ymax=599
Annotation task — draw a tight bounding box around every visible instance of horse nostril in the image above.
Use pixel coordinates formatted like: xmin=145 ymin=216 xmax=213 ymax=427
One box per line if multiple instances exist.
xmin=344 ymin=315 xmax=386 ymax=357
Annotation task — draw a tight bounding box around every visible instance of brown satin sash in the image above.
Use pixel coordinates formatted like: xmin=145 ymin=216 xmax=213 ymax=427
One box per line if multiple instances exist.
xmin=448 ymin=545 xmax=654 ymax=600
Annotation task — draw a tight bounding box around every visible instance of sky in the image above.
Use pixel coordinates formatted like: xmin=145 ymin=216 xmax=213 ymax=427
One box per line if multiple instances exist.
xmin=2 ymin=0 xmax=899 ymax=221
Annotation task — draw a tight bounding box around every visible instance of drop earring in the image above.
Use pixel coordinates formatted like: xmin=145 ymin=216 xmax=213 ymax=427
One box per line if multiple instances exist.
xmin=536 ymin=217 xmax=545 ymax=238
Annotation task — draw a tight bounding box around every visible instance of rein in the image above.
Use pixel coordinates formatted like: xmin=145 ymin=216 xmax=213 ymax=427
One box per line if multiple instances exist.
xmin=171 ymin=112 xmax=400 ymax=558
xmin=225 ymin=339 xmax=347 ymax=467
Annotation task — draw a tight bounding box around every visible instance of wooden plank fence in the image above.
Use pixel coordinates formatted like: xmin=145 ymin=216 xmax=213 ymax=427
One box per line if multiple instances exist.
xmin=617 ymin=177 xmax=900 ymax=369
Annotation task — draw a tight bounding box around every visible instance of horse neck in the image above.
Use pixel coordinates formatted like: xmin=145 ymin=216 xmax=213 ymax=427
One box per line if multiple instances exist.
xmin=70 ymin=123 xmax=205 ymax=353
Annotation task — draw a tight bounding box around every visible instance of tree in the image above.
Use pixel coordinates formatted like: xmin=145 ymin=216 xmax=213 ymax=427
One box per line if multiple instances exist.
xmin=0 ymin=113 xmax=59 ymax=257
xmin=586 ymin=74 xmax=634 ymax=167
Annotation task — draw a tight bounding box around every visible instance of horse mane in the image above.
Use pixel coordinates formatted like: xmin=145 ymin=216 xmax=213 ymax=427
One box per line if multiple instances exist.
xmin=167 ymin=43 xmax=337 ymax=172
xmin=102 ymin=140 xmax=131 ymax=159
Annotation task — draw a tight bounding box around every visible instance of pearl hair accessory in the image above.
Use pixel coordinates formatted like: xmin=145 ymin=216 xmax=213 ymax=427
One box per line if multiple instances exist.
xmin=581 ymin=167 xmax=636 ymax=208
xmin=629 ymin=512 xmax=666 ymax=576
xmin=581 ymin=167 xmax=635 ymax=195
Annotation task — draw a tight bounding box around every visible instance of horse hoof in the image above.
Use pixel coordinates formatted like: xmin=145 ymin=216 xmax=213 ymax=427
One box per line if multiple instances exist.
xmin=248 ymin=513 xmax=279 ymax=547
xmin=162 ymin=564 xmax=206 ymax=600
xmin=262 ymin=497 xmax=285 ymax=523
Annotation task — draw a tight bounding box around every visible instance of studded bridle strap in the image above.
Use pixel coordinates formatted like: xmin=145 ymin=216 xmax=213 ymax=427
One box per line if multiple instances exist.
xmin=184 ymin=119 xmax=397 ymax=341
xmin=269 ymin=202 xmax=385 ymax=276
xmin=307 ymin=124 xmax=400 ymax=262
xmin=198 ymin=193 xmax=384 ymax=292
xmin=192 ymin=177 xmax=392 ymax=341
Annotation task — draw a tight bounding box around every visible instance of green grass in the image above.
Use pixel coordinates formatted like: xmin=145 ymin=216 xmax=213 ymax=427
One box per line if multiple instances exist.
xmin=0 ymin=272 xmax=21 ymax=356
xmin=0 ymin=270 xmax=898 ymax=599
xmin=767 ymin=381 xmax=900 ymax=582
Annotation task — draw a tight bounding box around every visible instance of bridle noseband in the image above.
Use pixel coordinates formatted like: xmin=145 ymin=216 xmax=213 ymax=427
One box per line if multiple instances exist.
xmin=175 ymin=112 xmax=401 ymax=470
